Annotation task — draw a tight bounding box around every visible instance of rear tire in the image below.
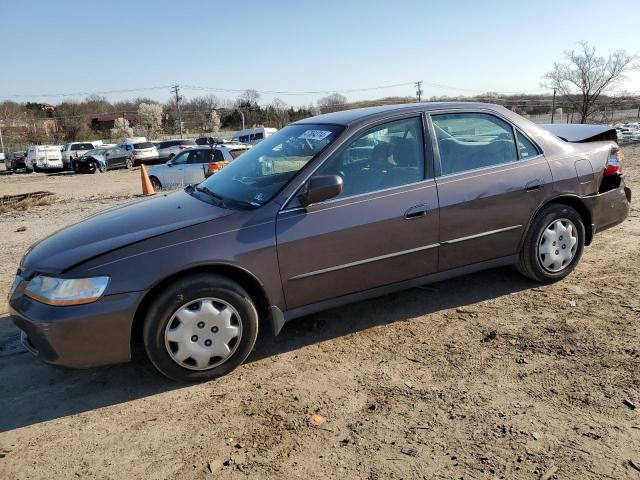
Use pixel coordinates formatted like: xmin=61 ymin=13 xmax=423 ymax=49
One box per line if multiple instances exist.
xmin=518 ymin=203 xmax=585 ymax=283
xmin=142 ymin=274 xmax=259 ymax=382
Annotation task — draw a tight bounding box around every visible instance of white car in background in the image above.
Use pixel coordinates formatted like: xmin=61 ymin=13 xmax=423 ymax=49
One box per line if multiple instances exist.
xmin=118 ymin=137 xmax=159 ymax=164
xmin=147 ymin=143 xmax=251 ymax=190
xmin=231 ymin=127 xmax=277 ymax=145
xmin=25 ymin=145 xmax=63 ymax=172
xmin=156 ymin=138 xmax=197 ymax=160
xmin=61 ymin=142 xmax=96 ymax=169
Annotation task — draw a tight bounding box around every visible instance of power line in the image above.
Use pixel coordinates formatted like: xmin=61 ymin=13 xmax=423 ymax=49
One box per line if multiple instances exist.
xmin=2 ymin=85 xmax=174 ymax=100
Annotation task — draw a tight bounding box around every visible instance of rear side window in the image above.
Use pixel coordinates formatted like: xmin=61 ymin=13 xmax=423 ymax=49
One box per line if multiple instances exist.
xmin=181 ymin=139 xmax=197 ymax=146
xmin=432 ymin=113 xmax=518 ymax=175
xmin=229 ymin=149 xmax=247 ymax=159
xmin=516 ymin=131 xmax=540 ymax=159
xmin=158 ymin=141 xmax=169 ymax=149
xmin=133 ymin=142 xmax=154 ymax=149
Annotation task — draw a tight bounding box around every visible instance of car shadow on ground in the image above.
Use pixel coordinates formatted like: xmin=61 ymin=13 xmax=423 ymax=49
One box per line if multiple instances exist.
xmin=0 ymin=266 xmax=533 ymax=433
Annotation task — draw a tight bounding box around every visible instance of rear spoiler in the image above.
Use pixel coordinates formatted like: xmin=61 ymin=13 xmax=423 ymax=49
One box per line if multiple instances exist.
xmin=539 ymin=124 xmax=617 ymax=143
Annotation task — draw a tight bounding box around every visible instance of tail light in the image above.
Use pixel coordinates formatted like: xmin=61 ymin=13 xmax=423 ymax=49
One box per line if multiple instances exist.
xmin=604 ymin=147 xmax=623 ymax=176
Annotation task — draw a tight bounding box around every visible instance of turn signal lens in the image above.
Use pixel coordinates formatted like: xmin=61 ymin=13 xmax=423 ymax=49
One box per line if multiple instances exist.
xmin=25 ymin=275 xmax=110 ymax=306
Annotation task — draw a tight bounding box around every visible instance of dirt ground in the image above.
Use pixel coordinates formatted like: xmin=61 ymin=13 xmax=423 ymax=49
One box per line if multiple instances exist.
xmin=0 ymin=148 xmax=639 ymax=480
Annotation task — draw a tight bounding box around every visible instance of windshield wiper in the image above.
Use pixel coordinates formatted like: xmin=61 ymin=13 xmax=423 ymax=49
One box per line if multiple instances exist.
xmin=195 ymin=185 xmax=226 ymax=202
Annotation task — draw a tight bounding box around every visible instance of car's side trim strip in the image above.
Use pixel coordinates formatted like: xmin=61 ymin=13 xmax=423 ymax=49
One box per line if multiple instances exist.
xmin=440 ymin=225 xmax=523 ymax=245
xmin=289 ymin=224 xmax=522 ymax=281
xmin=289 ymin=243 xmax=440 ymax=280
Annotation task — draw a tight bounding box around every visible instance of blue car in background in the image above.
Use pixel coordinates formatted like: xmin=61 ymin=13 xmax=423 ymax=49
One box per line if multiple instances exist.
xmin=71 ymin=146 xmax=133 ymax=173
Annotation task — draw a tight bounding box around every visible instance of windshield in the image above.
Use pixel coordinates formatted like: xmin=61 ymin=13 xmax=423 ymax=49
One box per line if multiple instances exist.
xmin=196 ymin=124 xmax=342 ymax=206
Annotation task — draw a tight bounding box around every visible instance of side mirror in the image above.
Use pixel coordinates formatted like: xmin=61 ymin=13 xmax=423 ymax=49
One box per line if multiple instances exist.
xmin=166 ymin=160 xmax=172 ymax=167
xmin=299 ymin=174 xmax=343 ymax=206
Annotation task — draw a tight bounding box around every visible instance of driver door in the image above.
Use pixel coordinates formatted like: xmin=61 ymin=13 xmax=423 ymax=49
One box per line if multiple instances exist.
xmin=276 ymin=115 xmax=440 ymax=310
xmin=164 ymin=150 xmax=189 ymax=187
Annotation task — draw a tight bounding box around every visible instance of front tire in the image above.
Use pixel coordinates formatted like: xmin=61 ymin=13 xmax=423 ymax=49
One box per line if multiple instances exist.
xmin=142 ymin=274 xmax=259 ymax=382
xmin=149 ymin=176 xmax=162 ymax=191
xmin=518 ymin=203 xmax=585 ymax=283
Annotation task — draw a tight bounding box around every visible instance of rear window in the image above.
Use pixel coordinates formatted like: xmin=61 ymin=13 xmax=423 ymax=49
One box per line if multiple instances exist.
xmin=133 ymin=142 xmax=154 ymax=149
xmin=71 ymin=143 xmax=94 ymax=151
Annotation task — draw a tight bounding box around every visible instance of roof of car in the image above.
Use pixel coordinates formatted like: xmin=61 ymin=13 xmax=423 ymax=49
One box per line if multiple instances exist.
xmin=294 ymin=102 xmax=503 ymax=126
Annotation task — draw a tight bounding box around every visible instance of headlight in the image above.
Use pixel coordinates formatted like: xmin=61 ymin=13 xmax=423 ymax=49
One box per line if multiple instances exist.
xmin=24 ymin=275 xmax=110 ymax=306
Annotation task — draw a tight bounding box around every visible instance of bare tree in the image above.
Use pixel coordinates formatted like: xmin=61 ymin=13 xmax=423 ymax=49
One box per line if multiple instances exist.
xmin=317 ymin=93 xmax=347 ymax=113
xmin=543 ymin=41 xmax=638 ymax=123
xmin=110 ymin=118 xmax=133 ymax=140
xmin=238 ymin=89 xmax=261 ymax=106
xmin=269 ymin=98 xmax=290 ymax=128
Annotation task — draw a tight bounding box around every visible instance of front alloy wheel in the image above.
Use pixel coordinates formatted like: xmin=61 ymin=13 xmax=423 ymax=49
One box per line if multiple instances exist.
xmin=164 ymin=298 xmax=242 ymax=370
xmin=143 ymin=274 xmax=258 ymax=382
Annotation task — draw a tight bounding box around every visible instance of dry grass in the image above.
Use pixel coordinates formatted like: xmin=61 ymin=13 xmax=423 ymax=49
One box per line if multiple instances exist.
xmin=0 ymin=194 xmax=57 ymax=214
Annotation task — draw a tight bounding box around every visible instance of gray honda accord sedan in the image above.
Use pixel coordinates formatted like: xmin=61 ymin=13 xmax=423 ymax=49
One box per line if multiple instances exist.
xmin=8 ymin=103 xmax=631 ymax=381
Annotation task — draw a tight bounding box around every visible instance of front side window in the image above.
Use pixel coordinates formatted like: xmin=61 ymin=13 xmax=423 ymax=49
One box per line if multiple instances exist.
xmin=196 ymin=124 xmax=342 ymax=206
xmin=432 ymin=113 xmax=518 ymax=175
xmin=313 ymin=116 xmax=425 ymax=200
xmin=171 ymin=151 xmax=189 ymax=165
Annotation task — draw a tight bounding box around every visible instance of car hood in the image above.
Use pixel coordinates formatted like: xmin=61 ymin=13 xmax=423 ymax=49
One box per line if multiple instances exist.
xmin=21 ymin=190 xmax=233 ymax=275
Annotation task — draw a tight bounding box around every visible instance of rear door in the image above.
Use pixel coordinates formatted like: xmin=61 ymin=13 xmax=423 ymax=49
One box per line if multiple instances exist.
xmin=429 ymin=111 xmax=552 ymax=271
xmin=276 ymin=115 xmax=440 ymax=310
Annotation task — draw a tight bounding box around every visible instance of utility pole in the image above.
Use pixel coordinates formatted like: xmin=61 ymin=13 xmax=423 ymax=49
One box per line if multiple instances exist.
xmin=0 ymin=123 xmax=5 ymax=159
xmin=550 ymin=88 xmax=556 ymax=124
xmin=236 ymin=108 xmax=245 ymax=130
xmin=415 ymin=81 xmax=423 ymax=102
xmin=171 ymin=84 xmax=183 ymax=138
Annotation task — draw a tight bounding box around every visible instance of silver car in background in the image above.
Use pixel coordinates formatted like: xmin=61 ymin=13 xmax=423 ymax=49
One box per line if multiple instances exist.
xmin=156 ymin=139 xmax=197 ymax=161
xmin=147 ymin=143 xmax=251 ymax=190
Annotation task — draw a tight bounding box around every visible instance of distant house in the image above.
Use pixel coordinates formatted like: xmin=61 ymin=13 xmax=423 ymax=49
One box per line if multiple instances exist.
xmin=39 ymin=103 xmax=55 ymax=112
xmin=91 ymin=113 xmax=138 ymax=131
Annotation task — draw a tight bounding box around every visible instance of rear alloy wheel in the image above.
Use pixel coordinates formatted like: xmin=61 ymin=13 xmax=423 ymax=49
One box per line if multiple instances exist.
xmin=125 ymin=157 xmax=133 ymax=169
xmin=143 ymin=274 xmax=258 ymax=382
xmin=518 ymin=203 xmax=585 ymax=282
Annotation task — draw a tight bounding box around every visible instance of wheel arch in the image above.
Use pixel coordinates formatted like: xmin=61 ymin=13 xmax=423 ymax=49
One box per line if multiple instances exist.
xmin=523 ymin=195 xmax=593 ymax=248
xmin=130 ymin=263 xmax=273 ymax=348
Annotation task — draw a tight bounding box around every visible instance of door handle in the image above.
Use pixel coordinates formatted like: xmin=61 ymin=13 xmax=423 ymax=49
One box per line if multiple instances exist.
xmin=405 ymin=204 xmax=428 ymax=219
xmin=525 ymin=179 xmax=543 ymax=192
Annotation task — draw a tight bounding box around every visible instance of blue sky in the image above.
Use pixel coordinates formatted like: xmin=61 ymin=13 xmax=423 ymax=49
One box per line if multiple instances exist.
xmin=1 ymin=0 xmax=639 ymax=106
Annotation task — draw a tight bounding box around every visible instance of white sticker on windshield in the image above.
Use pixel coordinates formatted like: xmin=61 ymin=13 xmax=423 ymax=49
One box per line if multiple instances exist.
xmin=298 ymin=129 xmax=332 ymax=141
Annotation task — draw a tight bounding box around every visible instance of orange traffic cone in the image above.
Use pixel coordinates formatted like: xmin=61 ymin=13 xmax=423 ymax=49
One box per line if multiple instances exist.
xmin=140 ymin=164 xmax=155 ymax=196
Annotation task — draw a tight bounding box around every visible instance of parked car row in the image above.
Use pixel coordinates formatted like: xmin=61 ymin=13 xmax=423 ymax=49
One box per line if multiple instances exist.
xmin=3 ymin=126 xmax=278 ymax=174
xmin=615 ymin=122 xmax=640 ymax=144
